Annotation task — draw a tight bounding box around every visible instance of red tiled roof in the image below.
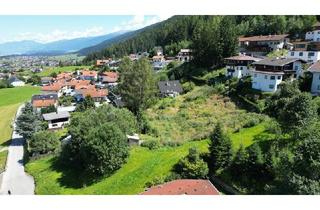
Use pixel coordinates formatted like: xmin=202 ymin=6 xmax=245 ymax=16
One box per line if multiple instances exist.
xmin=79 ymin=88 xmax=108 ymax=98
xmin=82 ymin=70 xmax=97 ymax=77
xmin=32 ymin=99 xmax=56 ymax=108
xmin=239 ymin=34 xmax=289 ymax=42
xmin=41 ymin=83 xmax=63 ymax=91
xmin=308 ymin=61 xmax=320 ymax=72
xmin=100 ymin=71 xmax=118 ymax=78
xmin=141 ymin=179 xmax=220 ymax=195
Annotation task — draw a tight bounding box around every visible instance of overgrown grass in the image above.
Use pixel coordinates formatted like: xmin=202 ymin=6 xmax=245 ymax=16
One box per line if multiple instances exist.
xmin=26 ymin=140 xmax=209 ymax=195
xmin=0 ymin=104 xmax=20 ymax=146
xmin=144 ymin=85 xmax=267 ymax=144
xmin=37 ymin=66 xmax=91 ymax=77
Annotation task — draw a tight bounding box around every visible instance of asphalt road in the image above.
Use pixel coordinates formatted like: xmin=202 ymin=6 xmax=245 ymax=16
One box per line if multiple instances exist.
xmin=0 ymin=105 xmax=35 ymax=195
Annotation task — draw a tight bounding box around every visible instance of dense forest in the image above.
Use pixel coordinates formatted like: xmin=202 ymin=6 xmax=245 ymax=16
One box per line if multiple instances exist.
xmin=83 ymin=15 xmax=318 ymax=67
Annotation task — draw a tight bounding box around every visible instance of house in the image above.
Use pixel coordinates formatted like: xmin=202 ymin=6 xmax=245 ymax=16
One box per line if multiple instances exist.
xmin=305 ymin=22 xmax=320 ymax=42
xmin=154 ymin=46 xmax=163 ymax=56
xmin=41 ymin=77 xmax=53 ymax=86
xmin=251 ymin=57 xmax=306 ymax=92
xmin=8 ymin=76 xmax=25 ymax=87
xmin=158 ymin=80 xmax=183 ymax=97
xmin=239 ymin=34 xmax=289 ymax=55
xmin=41 ymin=82 xmax=64 ymax=97
xmin=308 ymin=61 xmax=320 ymax=95
xmin=287 ymin=28 xmax=320 ymax=63
xmin=108 ymin=91 xmax=124 ymax=108
xmin=56 ymin=72 xmax=73 ymax=81
xmin=96 ymin=59 xmax=111 ymax=67
xmin=127 ymin=134 xmax=142 ymax=146
xmin=99 ymin=72 xmax=119 ymax=84
xmin=32 ymin=94 xmax=58 ymax=112
xmin=75 ymin=88 xmax=108 ymax=102
xmin=152 ymin=55 xmax=165 ymax=62
xmin=176 ymin=49 xmax=192 ymax=62
xmin=80 ymin=70 xmax=98 ymax=81
xmin=225 ymin=54 xmax=261 ymax=78
xmin=42 ymin=111 xmax=70 ymax=130
xmin=140 ymin=179 xmax=220 ymax=195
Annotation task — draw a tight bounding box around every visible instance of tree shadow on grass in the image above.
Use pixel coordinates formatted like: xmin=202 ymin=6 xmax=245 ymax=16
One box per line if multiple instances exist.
xmin=49 ymin=157 xmax=105 ymax=189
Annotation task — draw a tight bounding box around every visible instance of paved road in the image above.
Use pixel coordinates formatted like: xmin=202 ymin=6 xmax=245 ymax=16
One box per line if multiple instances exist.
xmin=0 ymin=105 xmax=35 ymax=195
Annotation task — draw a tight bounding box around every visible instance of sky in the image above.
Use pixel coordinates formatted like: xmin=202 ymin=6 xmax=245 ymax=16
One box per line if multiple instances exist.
xmin=0 ymin=15 xmax=171 ymax=44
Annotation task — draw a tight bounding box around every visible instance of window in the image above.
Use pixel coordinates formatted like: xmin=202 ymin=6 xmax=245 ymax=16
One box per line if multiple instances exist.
xmin=270 ymin=76 xmax=275 ymax=80
xmin=308 ymin=52 xmax=315 ymax=57
xmin=264 ymin=75 xmax=268 ymax=79
xmin=318 ymin=75 xmax=320 ymax=80
xmin=291 ymin=52 xmax=294 ymax=56
xmin=240 ymin=66 xmax=243 ymax=70
xmin=269 ymin=84 xmax=275 ymax=89
xmin=299 ymin=52 xmax=303 ymax=56
xmin=278 ymin=76 xmax=282 ymax=80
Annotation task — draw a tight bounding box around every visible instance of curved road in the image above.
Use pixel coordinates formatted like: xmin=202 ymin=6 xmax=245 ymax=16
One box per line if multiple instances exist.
xmin=0 ymin=105 xmax=35 ymax=195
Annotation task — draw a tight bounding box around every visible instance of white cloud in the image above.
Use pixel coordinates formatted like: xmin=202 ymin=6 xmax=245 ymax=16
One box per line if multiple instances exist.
xmin=8 ymin=26 xmax=106 ymax=43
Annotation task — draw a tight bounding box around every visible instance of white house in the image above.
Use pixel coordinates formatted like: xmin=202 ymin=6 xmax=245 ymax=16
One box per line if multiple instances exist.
xmin=287 ymin=50 xmax=320 ymax=63
xmin=8 ymin=76 xmax=25 ymax=87
xmin=42 ymin=111 xmax=70 ymax=130
xmin=225 ymin=54 xmax=261 ymax=78
xmin=177 ymin=49 xmax=192 ymax=62
xmin=305 ymin=22 xmax=320 ymax=42
xmin=251 ymin=57 xmax=306 ymax=92
xmin=308 ymin=61 xmax=320 ymax=95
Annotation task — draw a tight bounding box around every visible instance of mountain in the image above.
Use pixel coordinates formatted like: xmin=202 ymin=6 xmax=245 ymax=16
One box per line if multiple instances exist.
xmin=0 ymin=31 xmax=127 ymax=56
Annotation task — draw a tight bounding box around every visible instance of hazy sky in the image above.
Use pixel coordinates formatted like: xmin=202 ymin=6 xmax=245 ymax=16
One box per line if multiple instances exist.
xmin=0 ymin=15 xmax=170 ymax=44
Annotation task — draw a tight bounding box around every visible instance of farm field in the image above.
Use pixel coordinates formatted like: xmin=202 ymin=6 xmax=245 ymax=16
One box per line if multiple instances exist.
xmin=37 ymin=65 xmax=91 ymax=77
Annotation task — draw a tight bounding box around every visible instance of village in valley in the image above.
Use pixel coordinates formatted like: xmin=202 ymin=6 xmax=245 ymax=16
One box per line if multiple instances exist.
xmin=1 ymin=15 xmax=320 ymax=195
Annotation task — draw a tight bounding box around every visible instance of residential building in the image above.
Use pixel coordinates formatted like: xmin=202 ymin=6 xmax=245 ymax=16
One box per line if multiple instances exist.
xmin=158 ymin=80 xmax=183 ymax=97
xmin=8 ymin=76 xmax=25 ymax=87
xmin=251 ymin=57 xmax=306 ymax=92
xmin=141 ymin=179 xmax=220 ymax=195
xmin=41 ymin=82 xmax=64 ymax=97
xmin=32 ymin=94 xmax=58 ymax=112
xmin=96 ymin=59 xmax=112 ymax=67
xmin=42 ymin=111 xmax=70 ymax=130
xmin=99 ymin=71 xmax=119 ymax=84
xmin=80 ymin=70 xmax=98 ymax=81
xmin=177 ymin=49 xmax=192 ymax=62
xmin=75 ymin=88 xmax=108 ymax=102
xmin=305 ymin=22 xmax=320 ymax=42
xmin=41 ymin=77 xmax=53 ymax=86
xmin=225 ymin=54 xmax=261 ymax=78
xmin=287 ymin=50 xmax=320 ymax=63
xmin=308 ymin=61 xmax=320 ymax=95
xmin=239 ymin=34 xmax=289 ymax=55
xmin=127 ymin=134 xmax=142 ymax=146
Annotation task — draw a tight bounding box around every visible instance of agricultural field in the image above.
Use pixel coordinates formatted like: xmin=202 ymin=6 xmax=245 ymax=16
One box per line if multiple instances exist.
xmin=0 ymin=86 xmax=41 ymax=146
xmin=37 ymin=65 xmax=91 ymax=77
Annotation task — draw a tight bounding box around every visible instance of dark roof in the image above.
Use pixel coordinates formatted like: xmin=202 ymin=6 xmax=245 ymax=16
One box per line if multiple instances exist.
xmin=32 ymin=94 xmax=58 ymax=102
xmin=41 ymin=77 xmax=53 ymax=82
xmin=253 ymin=57 xmax=306 ymax=67
xmin=308 ymin=61 xmax=320 ymax=72
xmin=8 ymin=76 xmax=22 ymax=83
xmin=158 ymin=80 xmax=183 ymax=94
xmin=239 ymin=34 xmax=289 ymax=42
xmin=43 ymin=111 xmax=70 ymax=121
xmin=225 ymin=55 xmax=261 ymax=61
xmin=141 ymin=179 xmax=220 ymax=195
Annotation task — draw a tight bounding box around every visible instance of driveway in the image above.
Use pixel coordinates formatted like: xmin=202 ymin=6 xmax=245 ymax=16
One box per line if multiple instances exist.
xmin=0 ymin=105 xmax=35 ymax=195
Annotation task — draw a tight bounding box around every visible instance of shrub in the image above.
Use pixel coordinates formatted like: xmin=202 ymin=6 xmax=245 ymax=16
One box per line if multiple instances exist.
xmin=182 ymin=81 xmax=195 ymax=93
xmin=141 ymin=140 xmax=161 ymax=150
xmin=243 ymin=117 xmax=260 ymax=128
xmin=29 ymin=131 xmax=60 ymax=156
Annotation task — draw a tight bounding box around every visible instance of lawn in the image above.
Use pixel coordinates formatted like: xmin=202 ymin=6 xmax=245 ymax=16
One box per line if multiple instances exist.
xmin=26 ymin=140 xmax=209 ymax=195
xmin=0 ymin=150 xmax=8 ymax=172
xmin=37 ymin=66 xmax=91 ymax=77
xmin=0 ymin=86 xmax=41 ymax=146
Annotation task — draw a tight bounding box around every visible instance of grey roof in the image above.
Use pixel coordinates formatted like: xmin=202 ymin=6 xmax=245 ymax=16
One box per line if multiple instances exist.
xmin=32 ymin=94 xmax=58 ymax=102
xmin=8 ymin=76 xmax=22 ymax=83
xmin=252 ymin=57 xmax=306 ymax=67
xmin=158 ymin=80 xmax=183 ymax=94
xmin=41 ymin=77 xmax=53 ymax=82
xmin=43 ymin=111 xmax=70 ymax=121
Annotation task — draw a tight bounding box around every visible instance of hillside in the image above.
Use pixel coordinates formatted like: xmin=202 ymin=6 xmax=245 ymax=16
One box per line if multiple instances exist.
xmin=83 ymin=15 xmax=317 ymax=64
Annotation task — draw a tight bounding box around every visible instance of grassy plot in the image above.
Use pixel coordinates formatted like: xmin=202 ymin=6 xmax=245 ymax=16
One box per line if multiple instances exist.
xmin=0 ymin=150 xmax=8 ymax=172
xmin=0 ymin=104 xmax=20 ymax=146
xmin=0 ymin=86 xmax=41 ymax=107
xmin=26 ymin=140 xmax=209 ymax=195
xmin=37 ymin=66 xmax=91 ymax=77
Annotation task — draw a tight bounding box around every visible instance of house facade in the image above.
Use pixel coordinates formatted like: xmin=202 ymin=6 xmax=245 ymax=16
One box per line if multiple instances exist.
xmin=8 ymin=76 xmax=25 ymax=87
xmin=287 ymin=50 xmax=320 ymax=63
xmin=251 ymin=58 xmax=306 ymax=92
xmin=308 ymin=61 xmax=320 ymax=95
xmin=177 ymin=49 xmax=192 ymax=62
xmin=225 ymin=54 xmax=261 ymax=78
xmin=42 ymin=111 xmax=70 ymax=130
xmin=305 ymin=22 xmax=320 ymax=42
